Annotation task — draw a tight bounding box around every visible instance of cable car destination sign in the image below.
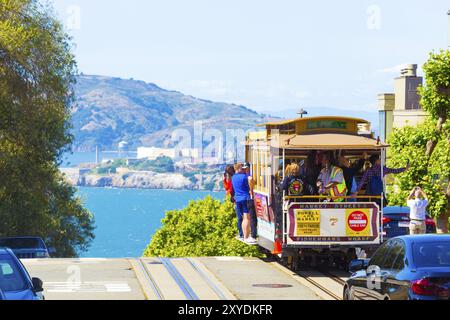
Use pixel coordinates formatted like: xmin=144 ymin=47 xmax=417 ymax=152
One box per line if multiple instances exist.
xmin=287 ymin=202 xmax=380 ymax=245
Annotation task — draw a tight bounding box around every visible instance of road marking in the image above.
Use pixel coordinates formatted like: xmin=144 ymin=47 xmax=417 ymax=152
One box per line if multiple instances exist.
xmin=215 ymin=257 xmax=244 ymax=261
xmin=22 ymin=258 xmax=107 ymax=265
xmin=44 ymin=282 xmax=131 ymax=293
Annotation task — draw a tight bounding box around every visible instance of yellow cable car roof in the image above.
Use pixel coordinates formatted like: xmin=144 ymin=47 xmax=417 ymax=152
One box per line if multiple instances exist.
xmin=268 ymin=133 xmax=388 ymax=150
xmin=257 ymin=116 xmax=370 ymax=127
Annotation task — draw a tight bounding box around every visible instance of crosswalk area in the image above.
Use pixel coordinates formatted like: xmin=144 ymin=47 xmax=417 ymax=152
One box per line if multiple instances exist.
xmin=44 ymin=281 xmax=131 ymax=293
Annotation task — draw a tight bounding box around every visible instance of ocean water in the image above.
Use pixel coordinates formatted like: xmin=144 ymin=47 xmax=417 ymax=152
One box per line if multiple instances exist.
xmin=76 ymin=187 xmax=224 ymax=258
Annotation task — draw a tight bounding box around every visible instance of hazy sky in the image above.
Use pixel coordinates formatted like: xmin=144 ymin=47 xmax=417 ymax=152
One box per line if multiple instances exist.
xmin=51 ymin=0 xmax=450 ymax=116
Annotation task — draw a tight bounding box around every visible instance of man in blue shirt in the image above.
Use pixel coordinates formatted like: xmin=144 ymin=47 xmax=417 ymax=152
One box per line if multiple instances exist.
xmin=243 ymin=163 xmax=258 ymax=241
xmin=232 ymin=163 xmax=256 ymax=244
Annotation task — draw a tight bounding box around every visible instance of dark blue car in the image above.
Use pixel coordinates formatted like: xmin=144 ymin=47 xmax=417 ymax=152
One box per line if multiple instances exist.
xmin=383 ymin=206 xmax=437 ymax=240
xmin=0 ymin=248 xmax=44 ymax=300
xmin=344 ymin=235 xmax=450 ymax=300
xmin=0 ymin=237 xmax=53 ymax=259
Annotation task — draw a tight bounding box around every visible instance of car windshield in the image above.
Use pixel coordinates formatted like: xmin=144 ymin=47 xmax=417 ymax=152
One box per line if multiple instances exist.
xmin=413 ymin=241 xmax=450 ymax=268
xmin=0 ymin=238 xmax=43 ymax=249
xmin=0 ymin=253 xmax=28 ymax=292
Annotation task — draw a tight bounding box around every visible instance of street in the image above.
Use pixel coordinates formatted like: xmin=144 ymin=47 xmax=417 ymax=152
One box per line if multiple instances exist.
xmin=22 ymin=257 xmax=347 ymax=300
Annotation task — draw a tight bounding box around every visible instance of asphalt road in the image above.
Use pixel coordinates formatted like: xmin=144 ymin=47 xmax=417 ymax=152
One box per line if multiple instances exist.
xmin=22 ymin=257 xmax=323 ymax=300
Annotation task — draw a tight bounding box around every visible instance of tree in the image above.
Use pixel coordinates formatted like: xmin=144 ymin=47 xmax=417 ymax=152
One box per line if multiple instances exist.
xmin=388 ymin=49 xmax=450 ymax=233
xmin=387 ymin=119 xmax=450 ymax=230
xmin=143 ymin=196 xmax=264 ymax=258
xmin=0 ymin=0 xmax=95 ymax=256
xmin=419 ymin=50 xmax=450 ymax=233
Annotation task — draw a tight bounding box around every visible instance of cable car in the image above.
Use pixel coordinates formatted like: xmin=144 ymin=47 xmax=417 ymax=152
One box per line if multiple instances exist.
xmin=246 ymin=116 xmax=388 ymax=269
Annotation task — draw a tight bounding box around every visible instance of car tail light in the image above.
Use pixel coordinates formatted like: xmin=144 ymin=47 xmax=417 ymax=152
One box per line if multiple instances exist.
xmin=382 ymin=217 xmax=391 ymax=224
xmin=411 ymin=278 xmax=449 ymax=298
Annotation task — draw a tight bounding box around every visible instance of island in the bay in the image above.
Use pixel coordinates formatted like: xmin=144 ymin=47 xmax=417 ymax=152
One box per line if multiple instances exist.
xmin=60 ymin=74 xmax=275 ymax=191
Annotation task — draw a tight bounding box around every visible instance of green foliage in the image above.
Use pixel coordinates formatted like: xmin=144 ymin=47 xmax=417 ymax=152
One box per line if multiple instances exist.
xmin=387 ymin=50 xmax=450 ymax=226
xmin=182 ymin=172 xmax=198 ymax=184
xmin=91 ymin=159 xmax=126 ymax=174
xmin=0 ymin=0 xmax=94 ymax=257
xmin=387 ymin=119 xmax=450 ymax=218
xmin=132 ymin=156 xmax=174 ymax=173
xmin=419 ymin=50 xmax=450 ymax=120
xmin=143 ymin=197 xmax=264 ymax=258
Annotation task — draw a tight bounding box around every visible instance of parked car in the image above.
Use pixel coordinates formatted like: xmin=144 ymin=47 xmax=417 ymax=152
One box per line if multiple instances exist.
xmin=383 ymin=206 xmax=437 ymax=240
xmin=344 ymin=235 xmax=450 ymax=300
xmin=0 ymin=237 xmax=54 ymax=259
xmin=0 ymin=248 xmax=44 ymax=300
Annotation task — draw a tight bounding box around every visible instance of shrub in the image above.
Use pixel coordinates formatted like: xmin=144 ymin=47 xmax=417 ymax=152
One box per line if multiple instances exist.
xmin=143 ymin=196 xmax=264 ymax=258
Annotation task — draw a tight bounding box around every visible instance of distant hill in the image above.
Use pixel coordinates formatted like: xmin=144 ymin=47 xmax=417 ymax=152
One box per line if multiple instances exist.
xmin=71 ymin=75 xmax=273 ymax=151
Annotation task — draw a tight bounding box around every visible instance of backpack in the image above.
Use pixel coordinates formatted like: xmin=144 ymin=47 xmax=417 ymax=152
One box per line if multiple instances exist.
xmin=288 ymin=178 xmax=305 ymax=196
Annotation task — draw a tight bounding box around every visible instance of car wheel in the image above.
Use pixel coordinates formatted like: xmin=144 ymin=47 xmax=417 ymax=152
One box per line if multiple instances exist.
xmin=343 ymin=286 xmax=352 ymax=301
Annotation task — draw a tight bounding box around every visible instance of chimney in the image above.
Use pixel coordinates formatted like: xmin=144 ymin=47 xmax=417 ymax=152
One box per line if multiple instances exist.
xmin=400 ymin=64 xmax=417 ymax=77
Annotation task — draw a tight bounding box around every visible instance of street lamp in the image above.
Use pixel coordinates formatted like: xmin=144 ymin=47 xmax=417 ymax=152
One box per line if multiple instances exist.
xmin=297 ymin=108 xmax=308 ymax=118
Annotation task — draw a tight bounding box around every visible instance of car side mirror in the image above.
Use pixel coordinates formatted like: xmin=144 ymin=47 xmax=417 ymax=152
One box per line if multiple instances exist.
xmin=32 ymin=277 xmax=44 ymax=293
xmin=349 ymin=259 xmax=370 ymax=273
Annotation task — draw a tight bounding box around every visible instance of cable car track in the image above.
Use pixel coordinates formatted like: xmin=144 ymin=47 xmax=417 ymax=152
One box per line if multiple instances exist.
xmin=317 ymin=269 xmax=348 ymax=286
xmin=136 ymin=258 xmax=233 ymax=300
xmin=274 ymin=259 xmax=347 ymax=300
xmin=296 ymin=271 xmax=343 ymax=300
xmin=136 ymin=258 xmax=164 ymax=300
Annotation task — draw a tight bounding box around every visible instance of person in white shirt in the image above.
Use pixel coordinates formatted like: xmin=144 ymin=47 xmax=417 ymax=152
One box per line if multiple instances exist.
xmin=407 ymin=187 xmax=429 ymax=235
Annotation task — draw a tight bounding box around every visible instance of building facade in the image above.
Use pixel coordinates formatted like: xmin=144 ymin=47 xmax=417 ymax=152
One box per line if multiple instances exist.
xmin=379 ymin=64 xmax=428 ymax=141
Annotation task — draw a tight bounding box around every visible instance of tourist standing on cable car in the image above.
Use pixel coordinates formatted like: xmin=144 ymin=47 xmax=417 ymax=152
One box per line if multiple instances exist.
xmin=316 ymin=152 xmax=347 ymax=202
xmin=352 ymin=154 xmax=409 ymax=207
xmin=242 ymin=163 xmax=258 ymax=240
xmin=281 ymin=162 xmax=315 ymax=200
xmin=304 ymin=151 xmax=322 ymax=194
xmin=223 ymin=165 xmax=235 ymax=202
xmin=339 ymin=152 xmax=368 ymax=197
xmin=232 ymin=164 xmax=257 ymax=245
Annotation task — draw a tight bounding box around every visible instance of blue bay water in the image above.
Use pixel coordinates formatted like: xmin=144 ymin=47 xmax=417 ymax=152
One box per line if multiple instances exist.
xmin=76 ymin=187 xmax=224 ymax=258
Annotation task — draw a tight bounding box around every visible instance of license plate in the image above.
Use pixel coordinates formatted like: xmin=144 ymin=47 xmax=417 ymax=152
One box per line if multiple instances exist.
xmin=398 ymin=222 xmax=410 ymax=228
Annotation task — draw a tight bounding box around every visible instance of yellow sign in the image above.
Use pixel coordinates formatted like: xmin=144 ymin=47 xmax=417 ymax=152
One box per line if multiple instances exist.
xmin=296 ymin=210 xmax=321 ymax=236
xmin=346 ymin=209 xmax=371 ymax=237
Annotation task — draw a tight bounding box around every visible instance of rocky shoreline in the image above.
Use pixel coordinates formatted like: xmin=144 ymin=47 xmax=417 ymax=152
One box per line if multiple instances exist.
xmin=60 ymin=168 xmax=224 ymax=191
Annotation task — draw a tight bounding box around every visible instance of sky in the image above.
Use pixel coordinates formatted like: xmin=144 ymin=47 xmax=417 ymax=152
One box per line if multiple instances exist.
xmin=50 ymin=0 xmax=450 ymax=117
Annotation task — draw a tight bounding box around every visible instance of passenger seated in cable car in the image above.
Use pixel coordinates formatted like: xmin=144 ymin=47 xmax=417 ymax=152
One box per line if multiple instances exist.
xmin=280 ymin=162 xmax=315 ymax=201
xmin=316 ymin=151 xmax=347 ymax=202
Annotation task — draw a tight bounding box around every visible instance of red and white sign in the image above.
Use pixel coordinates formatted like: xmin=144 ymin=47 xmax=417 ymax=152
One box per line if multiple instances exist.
xmin=347 ymin=211 xmax=368 ymax=232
